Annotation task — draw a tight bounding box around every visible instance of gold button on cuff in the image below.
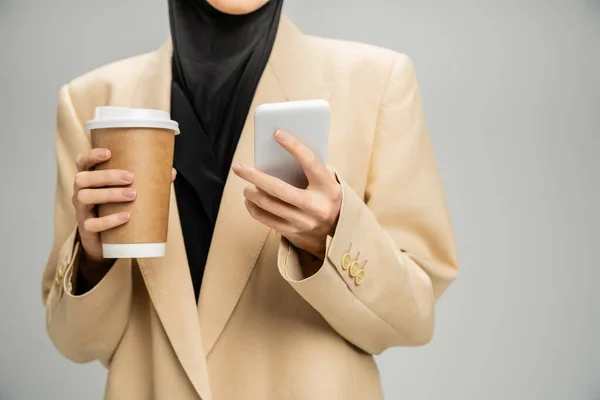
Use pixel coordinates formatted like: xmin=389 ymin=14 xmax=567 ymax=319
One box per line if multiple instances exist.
xmin=341 ymin=253 xmax=352 ymax=270
xmin=54 ymin=265 xmax=65 ymax=286
xmin=354 ymin=269 xmax=365 ymax=285
xmin=349 ymin=261 xmax=360 ymax=277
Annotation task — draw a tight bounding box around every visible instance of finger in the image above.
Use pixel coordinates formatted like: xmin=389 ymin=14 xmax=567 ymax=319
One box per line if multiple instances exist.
xmin=75 ymin=169 xmax=134 ymax=190
xmin=83 ymin=212 xmax=130 ymax=233
xmin=233 ymin=164 xmax=307 ymax=208
xmin=76 ymin=148 xmax=111 ymax=172
xmin=244 ymin=199 xmax=291 ymax=234
xmin=274 ymin=130 xmax=329 ymax=185
xmin=171 ymin=168 xmax=177 ymax=182
xmin=77 ymin=187 xmax=136 ymax=206
xmin=243 ymin=186 xmax=304 ymax=223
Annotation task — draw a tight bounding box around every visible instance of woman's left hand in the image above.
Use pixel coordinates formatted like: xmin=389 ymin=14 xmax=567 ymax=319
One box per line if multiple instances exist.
xmin=232 ymin=130 xmax=342 ymax=260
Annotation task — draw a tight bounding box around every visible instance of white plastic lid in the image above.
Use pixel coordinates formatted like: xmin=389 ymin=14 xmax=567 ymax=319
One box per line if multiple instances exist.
xmin=85 ymin=106 xmax=180 ymax=134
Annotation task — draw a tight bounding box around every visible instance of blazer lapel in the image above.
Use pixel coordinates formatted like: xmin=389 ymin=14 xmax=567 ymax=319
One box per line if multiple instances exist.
xmin=197 ymin=15 xmax=334 ymax=357
xmin=196 ymin=63 xmax=285 ymax=356
xmin=130 ymin=41 xmax=212 ymax=400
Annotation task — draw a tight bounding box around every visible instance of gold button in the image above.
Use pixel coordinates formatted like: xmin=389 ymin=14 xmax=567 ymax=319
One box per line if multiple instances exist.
xmin=341 ymin=253 xmax=352 ymax=270
xmin=349 ymin=261 xmax=360 ymax=277
xmin=55 ymin=265 xmax=65 ymax=286
xmin=354 ymin=269 xmax=365 ymax=285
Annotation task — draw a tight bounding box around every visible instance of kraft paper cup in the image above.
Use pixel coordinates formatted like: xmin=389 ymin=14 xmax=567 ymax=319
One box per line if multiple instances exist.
xmin=85 ymin=106 xmax=180 ymax=258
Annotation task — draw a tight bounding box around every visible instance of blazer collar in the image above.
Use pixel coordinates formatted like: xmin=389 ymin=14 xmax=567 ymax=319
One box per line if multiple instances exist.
xmin=269 ymin=15 xmax=335 ymax=101
xmin=129 ymin=15 xmax=332 ymax=399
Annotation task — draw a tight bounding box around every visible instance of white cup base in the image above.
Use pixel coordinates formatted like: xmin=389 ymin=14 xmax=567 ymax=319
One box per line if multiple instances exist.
xmin=102 ymin=243 xmax=166 ymax=259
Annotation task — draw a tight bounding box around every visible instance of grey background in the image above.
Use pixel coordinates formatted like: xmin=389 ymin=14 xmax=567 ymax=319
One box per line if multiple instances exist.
xmin=0 ymin=0 xmax=598 ymax=399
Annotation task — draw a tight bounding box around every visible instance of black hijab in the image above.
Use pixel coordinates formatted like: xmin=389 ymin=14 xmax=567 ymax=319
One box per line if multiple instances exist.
xmin=168 ymin=0 xmax=284 ymax=299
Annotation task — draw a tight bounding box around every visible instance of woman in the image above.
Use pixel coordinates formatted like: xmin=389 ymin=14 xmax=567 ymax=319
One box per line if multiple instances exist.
xmin=42 ymin=0 xmax=459 ymax=399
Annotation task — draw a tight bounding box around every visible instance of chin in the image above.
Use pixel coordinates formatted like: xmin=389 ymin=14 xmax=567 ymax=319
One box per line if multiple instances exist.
xmin=206 ymin=0 xmax=269 ymax=15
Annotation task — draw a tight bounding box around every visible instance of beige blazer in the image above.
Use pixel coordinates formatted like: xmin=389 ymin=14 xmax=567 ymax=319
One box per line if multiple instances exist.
xmin=42 ymin=16 xmax=458 ymax=400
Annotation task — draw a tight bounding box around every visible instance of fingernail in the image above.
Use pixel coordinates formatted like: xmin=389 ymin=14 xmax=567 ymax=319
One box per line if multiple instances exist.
xmin=123 ymin=188 xmax=136 ymax=199
xmin=232 ymin=164 xmax=243 ymax=172
xmin=118 ymin=212 xmax=130 ymax=221
xmin=101 ymin=149 xmax=110 ymax=159
xmin=120 ymin=171 xmax=134 ymax=182
xmin=275 ymin=129 xmax=288 ymax=141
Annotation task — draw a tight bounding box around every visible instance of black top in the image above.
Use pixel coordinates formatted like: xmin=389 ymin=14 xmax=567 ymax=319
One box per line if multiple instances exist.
xmin=168 ymin=0 xmax=283 ymax=299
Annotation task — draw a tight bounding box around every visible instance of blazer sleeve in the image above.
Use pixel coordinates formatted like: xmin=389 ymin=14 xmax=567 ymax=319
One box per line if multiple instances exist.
xmin=41 ymin=85 xmax=133 ymax=365
xmin=277 ymin=54 xmax=459 ymax=355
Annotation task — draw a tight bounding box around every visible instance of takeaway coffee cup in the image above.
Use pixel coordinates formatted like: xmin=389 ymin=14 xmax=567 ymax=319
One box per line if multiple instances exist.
xmin=85 ymin=106 xmax=180 ymax=258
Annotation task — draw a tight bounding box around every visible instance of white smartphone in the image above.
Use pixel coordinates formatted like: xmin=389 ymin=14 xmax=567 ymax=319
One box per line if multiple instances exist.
xmin=254 ymin=99 xmax=330 ymax=188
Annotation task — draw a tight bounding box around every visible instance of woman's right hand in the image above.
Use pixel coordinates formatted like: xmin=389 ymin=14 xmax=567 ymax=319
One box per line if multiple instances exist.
xmin=72 ymin=148 xmax=177 ymax=266
xmin=72 ymin=148 xmax=136 ymax=266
